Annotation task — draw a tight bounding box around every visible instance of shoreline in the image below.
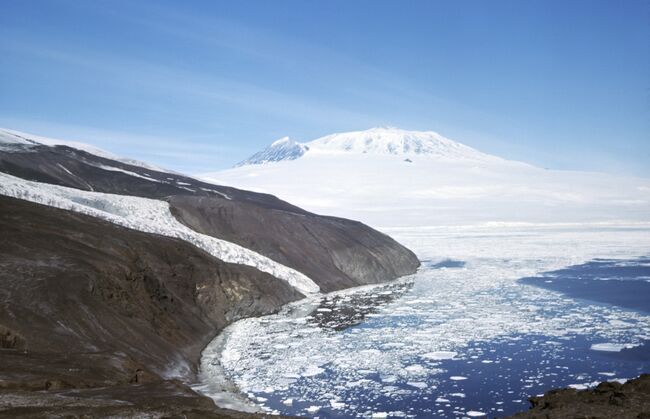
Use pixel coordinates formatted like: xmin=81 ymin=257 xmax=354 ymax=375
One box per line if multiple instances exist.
xmin=193 ymin=275 xmax=418 ymax=414
xmin=193 ymin=295 xmax=323 ymax=413
xmin=192 ymin=324 xmax=264 ymax=413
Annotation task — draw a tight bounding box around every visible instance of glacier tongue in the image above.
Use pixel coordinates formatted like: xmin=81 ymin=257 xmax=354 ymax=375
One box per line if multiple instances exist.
xmin=0 ymin=172 xmax=320 ymax=295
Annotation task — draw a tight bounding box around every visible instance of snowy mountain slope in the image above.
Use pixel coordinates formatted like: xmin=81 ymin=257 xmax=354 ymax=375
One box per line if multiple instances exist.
xmin=202 ymin=127 xmax=650 ymax=228
xmin=0 ymin=172 xmax=320 ymax=295
xmin=306 ymin=127 xmax=501 ymax=162
xmin=236 ymin=127 xmax=501 ymax=166
xmin=235 ymin=136 xmax=309 ymax=166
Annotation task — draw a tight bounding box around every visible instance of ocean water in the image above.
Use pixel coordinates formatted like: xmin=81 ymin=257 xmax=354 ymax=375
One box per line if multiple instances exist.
xmin=198 ymin=224 xmax=650 ymax=418
xmin=520 ymin=256 xmax=650 ymax=313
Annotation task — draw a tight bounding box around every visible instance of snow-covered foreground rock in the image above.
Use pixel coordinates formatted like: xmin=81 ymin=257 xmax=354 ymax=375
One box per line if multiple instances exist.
xmin=0 ymin=172 xmax=319 ymax=295
xmin=199 ymin=223 xmax=650 ymax=418
xmin=202 ymin=127 xmax=650 ymax=228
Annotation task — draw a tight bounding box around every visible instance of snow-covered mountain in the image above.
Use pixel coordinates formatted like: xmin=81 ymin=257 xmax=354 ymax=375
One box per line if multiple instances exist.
xmin=235 ymin=136 xmax=309 ymax=166
xmin=201 ymin=127 xmax=650 ymax=228
xmin=237 ymin=127 xmax=500 ymax=166
xmin=304 ymin=127 xmax=502 ymax=161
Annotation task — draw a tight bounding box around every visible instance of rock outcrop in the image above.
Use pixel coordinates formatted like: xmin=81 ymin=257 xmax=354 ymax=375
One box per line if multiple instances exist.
xmin=508 ymin=374 xmax=650 ymax=419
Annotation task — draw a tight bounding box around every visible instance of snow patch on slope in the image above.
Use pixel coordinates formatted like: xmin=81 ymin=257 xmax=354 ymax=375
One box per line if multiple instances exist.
xmin=89 ymin=163 xmax=164 ymax=183
xmin=0 ymin=172 xmax=319 ymax=295
xmin=0 ymin=130 xmax=39 ymax=146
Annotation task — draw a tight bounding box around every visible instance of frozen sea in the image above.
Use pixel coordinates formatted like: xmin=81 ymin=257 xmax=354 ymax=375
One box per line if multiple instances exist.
xmin=198 ymin=224 xmax=650 ymax=418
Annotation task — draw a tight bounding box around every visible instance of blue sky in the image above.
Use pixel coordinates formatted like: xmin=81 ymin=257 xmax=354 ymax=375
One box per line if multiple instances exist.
xmin=1 ymin=0 xmax=648 ymax=175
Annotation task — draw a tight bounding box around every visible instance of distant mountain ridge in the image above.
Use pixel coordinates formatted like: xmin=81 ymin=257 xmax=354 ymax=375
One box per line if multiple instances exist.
xmin=236 ymin=127 xmax=501 ymax=167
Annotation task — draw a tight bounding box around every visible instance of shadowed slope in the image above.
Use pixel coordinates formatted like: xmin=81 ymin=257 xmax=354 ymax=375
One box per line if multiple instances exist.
xmin=169 ymin=195 xmax=420 ymax=293
xmin=0 ymin=195 xmax=301 ymax=417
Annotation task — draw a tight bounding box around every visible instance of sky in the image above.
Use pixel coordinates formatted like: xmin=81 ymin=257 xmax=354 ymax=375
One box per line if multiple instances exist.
xmin=1 ymin=0 xmax=648 ymax=175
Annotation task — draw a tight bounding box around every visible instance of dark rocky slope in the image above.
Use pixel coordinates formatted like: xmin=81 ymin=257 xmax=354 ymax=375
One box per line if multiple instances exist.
xmin=0 ymin=139 xmax=420 ymax=292
xmin=508 ymin=374 xmax=650 ymax=419
xmin=0 ymin=195 xmax=300 ymax=418
xmin=169 ymin=195 xmax=417 ymax=292
xmin=0 ymin=141 xmax=297 ymax=208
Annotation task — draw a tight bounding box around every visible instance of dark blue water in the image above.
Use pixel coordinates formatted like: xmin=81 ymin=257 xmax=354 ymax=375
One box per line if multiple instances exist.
xmin=520 ymin=257 xmax=650 ymax=314
xmin=256 ymin=336 xmax=649 ymax=418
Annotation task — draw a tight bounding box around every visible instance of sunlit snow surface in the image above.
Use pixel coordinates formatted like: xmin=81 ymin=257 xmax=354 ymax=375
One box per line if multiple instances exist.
xmin=200 ymin=224 xmax=650 ymax=418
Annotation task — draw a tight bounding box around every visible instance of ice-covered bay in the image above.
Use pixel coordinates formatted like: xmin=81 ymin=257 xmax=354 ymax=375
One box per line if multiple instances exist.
xmin=199 ymin=224 xmax=650 ymax=418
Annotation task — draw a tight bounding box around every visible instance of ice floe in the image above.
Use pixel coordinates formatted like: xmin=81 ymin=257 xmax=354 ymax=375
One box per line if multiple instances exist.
xmin=590 ymin=342 xmax=641 ymax=352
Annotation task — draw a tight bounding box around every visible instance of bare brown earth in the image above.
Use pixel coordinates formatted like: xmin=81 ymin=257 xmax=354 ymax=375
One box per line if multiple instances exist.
xmin=0 ymin=195 xmax=301 ymax=418
xmin=507 ymin=374 xmax=650 ymax=419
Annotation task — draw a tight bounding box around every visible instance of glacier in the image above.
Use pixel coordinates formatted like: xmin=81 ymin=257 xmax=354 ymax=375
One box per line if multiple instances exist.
xmin=0 ymin=172 xmax=319 ymax=295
